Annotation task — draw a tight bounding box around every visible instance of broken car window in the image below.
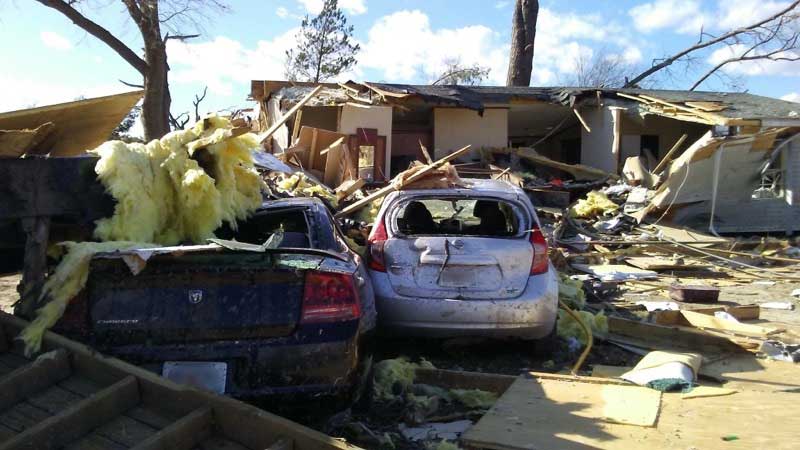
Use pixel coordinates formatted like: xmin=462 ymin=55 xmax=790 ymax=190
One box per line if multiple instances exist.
xmin=395 ymin=198 xmax=518 ymax=237
xmin=216 ymin=208 xmax=311 ymax=248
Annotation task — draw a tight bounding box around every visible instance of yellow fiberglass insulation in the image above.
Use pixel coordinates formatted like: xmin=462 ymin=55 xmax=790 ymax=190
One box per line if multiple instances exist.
xmin=21 ymin=116 xmax=265 ymax=355
xmin=275 ymin=172 xmax=339 ymax=208
xmin=557 ymin=309 xmax=608 ymax=346
xmin=94 ymin=116 xmax=264 ymax=244
xmin=570 ymin=191 xmax=619 ymax=218
xmin=20 ymin=241 xmax=155 ymax=355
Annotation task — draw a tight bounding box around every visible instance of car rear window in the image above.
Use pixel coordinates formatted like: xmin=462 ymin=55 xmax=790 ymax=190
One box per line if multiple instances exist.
xmin=217 ymin=207 xmax=312 ymax=248
xmin=394 ymin=198 xmax=520 ymax=237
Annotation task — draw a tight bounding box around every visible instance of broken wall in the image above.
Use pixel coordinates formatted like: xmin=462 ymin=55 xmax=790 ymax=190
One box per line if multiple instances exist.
xmin=340 ymin=104 xmax=393 ymax=178
xmin=433 ymin=107 xmax=508 ymax=161
xmin=579 ymin=106 xmax=617 ymax=173
xmin=657 ymin=134 xmax=800 ymax=233
xmin=298 ymin=105 xmax=339 ymax=132
xmin=620 ymin=113 xmax=708 ymax=164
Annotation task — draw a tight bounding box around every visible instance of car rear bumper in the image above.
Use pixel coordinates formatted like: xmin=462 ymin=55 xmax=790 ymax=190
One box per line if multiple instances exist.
xmin=84 ymin=324 xmax=361 ymax=398
xmin=371 ymin=267 xmax=559 ymax=339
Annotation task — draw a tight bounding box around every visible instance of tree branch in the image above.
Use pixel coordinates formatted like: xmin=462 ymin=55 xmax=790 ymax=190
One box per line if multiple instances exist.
xmin=624 ymin=0 xmax=800 ymax=87
xmin=35 ymin=0 xmax=148 ymax=74
xmin=119 ymin=79 xmax=145 ymax=89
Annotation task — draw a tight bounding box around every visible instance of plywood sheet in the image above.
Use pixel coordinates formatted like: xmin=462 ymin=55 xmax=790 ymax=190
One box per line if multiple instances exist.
xmin=0 ymin=91 xmax=143 ymax=156
xmin=463 ymin=376 xmax=800 ymax=450
xmin=625 ymin=256 xmax=710 ymax=271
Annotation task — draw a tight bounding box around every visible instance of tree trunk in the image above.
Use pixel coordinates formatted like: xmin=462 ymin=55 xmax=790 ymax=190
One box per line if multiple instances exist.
xmin=134 ymin=2 xmax=171 ymax=140
xmin=142 ymin=39 xmax=171 ymax=140
xmin=506 ymin=0 xmax=539 ymax=86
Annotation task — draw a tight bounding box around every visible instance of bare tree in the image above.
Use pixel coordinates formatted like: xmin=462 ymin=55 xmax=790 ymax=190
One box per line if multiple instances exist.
xmin=35 ymin=1 xmax=228 ymax=140
xmin=624 ymin=1 xmax=800 ymax=89
xmin=506 ymin=0 xmax=539 ymax=86
xmin=169 ymin=86 xmax=208 ymax=130
xmin=560 ymin=49 xmax=635 ymax=88
xmin=432 ymin=58 xmax=491 ymax=85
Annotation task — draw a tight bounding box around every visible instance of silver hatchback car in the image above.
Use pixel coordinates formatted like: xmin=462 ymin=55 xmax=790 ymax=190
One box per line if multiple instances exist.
xmin=366 ymin=178 xmax=558 ymax=341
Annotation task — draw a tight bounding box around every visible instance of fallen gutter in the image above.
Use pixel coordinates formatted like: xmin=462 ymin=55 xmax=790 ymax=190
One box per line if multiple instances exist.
xmin=708 ymin=143 xmax=726 ymax=237
xmin=761 ymin=131 xmax=800 ymax=175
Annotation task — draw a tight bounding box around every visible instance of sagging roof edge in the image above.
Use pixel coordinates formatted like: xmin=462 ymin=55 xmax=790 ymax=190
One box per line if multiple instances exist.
xmin=249 ymin=80 xmax=800 ymax=123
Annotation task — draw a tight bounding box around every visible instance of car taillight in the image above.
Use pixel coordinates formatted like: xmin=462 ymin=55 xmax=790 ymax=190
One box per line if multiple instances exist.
xmin=367 ymin=218 xmax=388 ymax=272
xmin=300 ymin=271 xmax=361 ymax=324
xmin=529 ymin=227 xmax=549 ymax=275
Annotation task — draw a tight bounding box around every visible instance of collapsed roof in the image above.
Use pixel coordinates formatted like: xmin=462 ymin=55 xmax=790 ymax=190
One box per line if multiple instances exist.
xmin=250 ymin=80 xmax=800 ymax=127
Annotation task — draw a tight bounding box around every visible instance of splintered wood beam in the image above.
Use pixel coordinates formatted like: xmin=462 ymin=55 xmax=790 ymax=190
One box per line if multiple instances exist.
xmin=131 ymin=407 xmax=213 ymax=450
xmin=335 ymin=145 xmax=472 ymax=218
xmin=572 ymin=108 xmax=591 ymax=133
xmin=290 ymin=109 xmax=303 ymax=145
xmin=259 ymin=85 xmax=323 ymax=144
xmin=0 ymin=349 xmax=72 ymax=411
xmin=653 ymin=133 xmax=688 ymax=174
xmin=419 ymin=140 xmax=433 ymax=164
xmin=2 ymin=375 xmax=140 ymax=450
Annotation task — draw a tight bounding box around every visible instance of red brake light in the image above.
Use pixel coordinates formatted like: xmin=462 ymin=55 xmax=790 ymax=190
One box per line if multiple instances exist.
xmin=300 ymin=271 xmax=361 ymax=323
xmin=367 ymin=218 xmax=388 ymax=272
xmin=530 ymin=227 xmax=549 ymax=275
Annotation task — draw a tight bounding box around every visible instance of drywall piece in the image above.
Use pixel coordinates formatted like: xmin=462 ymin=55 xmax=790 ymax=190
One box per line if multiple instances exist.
xmin=340 ymin=103 xmax=393 ymax=177
xmin=433 ymin=107 xmax=507 ymax=161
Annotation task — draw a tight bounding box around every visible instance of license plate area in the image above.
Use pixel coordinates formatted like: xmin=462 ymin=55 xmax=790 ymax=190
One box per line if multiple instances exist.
xmin=162 ymin=361 xmax=227 ymax=394
xmin=438 ymin=266 xmax=480 ymax=287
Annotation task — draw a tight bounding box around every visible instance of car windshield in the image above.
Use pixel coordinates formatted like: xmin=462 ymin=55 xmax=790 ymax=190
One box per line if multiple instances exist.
xmin=216 ymin=207 xmax=312 ymax=248
xmin=395 ymin=197 xmax=520 ymax=237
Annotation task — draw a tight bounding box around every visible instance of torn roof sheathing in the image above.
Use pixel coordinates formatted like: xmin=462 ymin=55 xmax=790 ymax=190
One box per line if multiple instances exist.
xmin=0 ymin=90 xmax=144 ymax=157
xmin=249 ymin=80 xmax=800 ymax=126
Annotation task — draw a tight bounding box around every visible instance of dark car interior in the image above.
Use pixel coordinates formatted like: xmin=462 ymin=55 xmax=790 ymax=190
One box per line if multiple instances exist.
xmin=396 ymin=198 xmax=519 ymax=237
xmin=217 ymin=207 xmax=311 ymax=248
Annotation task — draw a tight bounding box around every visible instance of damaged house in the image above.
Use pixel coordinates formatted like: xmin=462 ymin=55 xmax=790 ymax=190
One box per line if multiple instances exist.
xmin=250 ymin=80 xmax=800 ymax=234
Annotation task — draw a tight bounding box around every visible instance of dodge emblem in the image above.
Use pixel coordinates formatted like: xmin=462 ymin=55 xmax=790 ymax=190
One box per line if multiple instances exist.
xmin=188 ymin=290 xmax=203 ymax=304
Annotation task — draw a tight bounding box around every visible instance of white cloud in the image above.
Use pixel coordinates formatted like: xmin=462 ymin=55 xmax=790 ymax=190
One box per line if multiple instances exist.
xmin=359 ymin=10 xmax=508 ymax=84
xmin=276 ymin=7 xmax=289 ymax=19
xmin=0 ymin=74 xmax=128 ymax=112
xmin=40 ymin=31 xmax=72 ymax=51
xmin=781 ymin=92 xmax=800 ymax=103
xmin=297 ymin=0 xmax=366 ymax=15
xmin=715 ymin=0 xmax=791 ymax=29
xmin=494 ymin=1 xmax=510 ymax=8
xmin=622 ymin=46 xmax=643 ymax=64
xmin=167 ymin=30 xmax=299 ymax=97
xmin=708 ymin=44 xmax=799 ymax=76
xmin=628 ymin=0 xmax=706 ymax=34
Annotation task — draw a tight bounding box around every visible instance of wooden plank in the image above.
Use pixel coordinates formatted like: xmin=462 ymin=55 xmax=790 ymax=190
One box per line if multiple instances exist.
xmin=95 ymin=414 xmax=158 ymax=447
xmin=607 ymin=316 xmax=746 ymax=353
xmin=129 ymin=407 xmax=212 ymax=450
xmin=684 ymin=101 xmax=727 ymax=112
xmin=653 ymin=305 xmax=760 ymax=326
xmin=572 ymin=108 xmax=591 ymax=133
xmin=197 ymin=436 xmax=250 ymax=450
xmin=653 ymin=133 xmax=688 ymax=174
xmin=322 ymin=138 xmax=346 ymax=188
xmin=335 ymin=145 xmax=472 ymax=218
xmin=290 ymin=110 xmax=303 ymax=145
xmin=0 ymin=375 xmax=139 ymax=450
xmin=414 ymin=368 xmax=516 ymax=395
xmin=624 ymin=256 xmax=710 ymax=271
xmin=63 ymin=431 xmax=128 ymax=450
xmin=680 ymin=310 xmax=782 ymax=337
xmin=464 ymin=380 xmax=799 ymax=450
xmin=334 ymin=179 xmax=365 ymax=202
xmin=259 ymin=86 xmax=323 ymax=144
xmin=26 ymin=384 xmax=85 ymax=414
xmin=0 ymin=349 xmax=71 ymax=411
xmin=462 ymin=377 xmax=662 ymax=449
xmin=308 ymin=128 xmax=319 ymax=171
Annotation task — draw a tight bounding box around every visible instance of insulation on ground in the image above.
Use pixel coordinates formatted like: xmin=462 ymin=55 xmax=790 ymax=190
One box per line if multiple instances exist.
xmin=570 ymin=191 xmax=619 ymax=218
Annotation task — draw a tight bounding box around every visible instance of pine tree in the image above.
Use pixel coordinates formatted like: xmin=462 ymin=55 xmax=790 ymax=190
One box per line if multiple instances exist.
xmin=285 ymin=0 xmax=360 ymax=83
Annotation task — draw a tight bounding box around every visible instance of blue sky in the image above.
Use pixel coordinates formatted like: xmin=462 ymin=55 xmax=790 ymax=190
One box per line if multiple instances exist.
xmin=2 ymin=0 xmax=798 ymax=123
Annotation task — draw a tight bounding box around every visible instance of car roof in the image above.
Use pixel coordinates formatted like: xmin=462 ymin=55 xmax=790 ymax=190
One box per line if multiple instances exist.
xmin=391 ymin=178 xmax=526 ymax=198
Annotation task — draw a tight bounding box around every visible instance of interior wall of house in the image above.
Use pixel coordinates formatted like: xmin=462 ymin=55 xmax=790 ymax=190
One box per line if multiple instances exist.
xmin=339 ymin=104 xmax=393 ymax=178
xmin=298 ymin=106 xmax=339 ymax=132
xmin=620 ymin=113 xmax=709 ymax=168
xmin=433 ymin=107 xmax=508 ymax=161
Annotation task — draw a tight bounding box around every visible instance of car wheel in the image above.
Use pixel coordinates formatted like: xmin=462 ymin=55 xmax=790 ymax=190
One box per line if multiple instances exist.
xmin=533 ymin=321 xmax=558 ymax=356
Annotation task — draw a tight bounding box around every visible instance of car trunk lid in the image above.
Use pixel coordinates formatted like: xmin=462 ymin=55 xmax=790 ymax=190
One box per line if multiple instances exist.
xmin=87 ymin=250 xmax=324 ymax=345
xmin=384 ymin=236 xmax=532 ymax=299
